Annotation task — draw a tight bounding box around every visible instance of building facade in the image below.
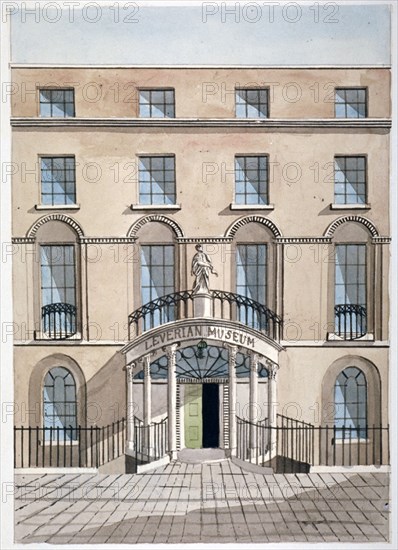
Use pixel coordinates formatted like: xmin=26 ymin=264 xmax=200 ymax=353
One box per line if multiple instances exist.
xmin=11 ymin=66 xmax=391 ymax=471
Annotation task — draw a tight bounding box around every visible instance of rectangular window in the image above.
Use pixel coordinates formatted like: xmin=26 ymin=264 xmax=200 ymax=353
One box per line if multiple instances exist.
xmin=39 ymin=89 xmax=75 ymax=117
xmin=139 ymin=156 xmax=176 ymax=205
xmin=335 ymin=88 xmax=367 ymax=118
xmin=139 ymin=89 xmax=175 ymax=118
xmin=334 ymin=156 xmax=366 ymax=205
xmin=235 ymin=88 xmax=268 ymax=118
xmin=41 ymin=245 xmax=77 ymax=338
xmin=141 ymin=245 xmax=175 ymax=327
xmin=41 ymin=157 xmax=76 ymax=206
xmin=236 ymin=244 xmax=267 ymax=328
xmin=335 ymin=244 xmax=367 ymax=337
xmin=235 ymin=156 xmax=268 ymax=205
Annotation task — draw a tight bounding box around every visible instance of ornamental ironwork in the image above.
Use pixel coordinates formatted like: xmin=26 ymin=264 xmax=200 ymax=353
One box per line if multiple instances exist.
xmin=42 ymin=302 xmax=77 ymax=339
xmin=134 ymin=345 xmax=269 ymax=380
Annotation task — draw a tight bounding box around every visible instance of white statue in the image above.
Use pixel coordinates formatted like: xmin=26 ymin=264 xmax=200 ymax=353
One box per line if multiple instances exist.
xmin=191 ymin=244 xmax=218 ymax=294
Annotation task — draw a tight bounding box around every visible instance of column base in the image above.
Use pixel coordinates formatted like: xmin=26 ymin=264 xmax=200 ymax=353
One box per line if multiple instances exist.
xmin=168 ymin=450 xmax=178 ymax=461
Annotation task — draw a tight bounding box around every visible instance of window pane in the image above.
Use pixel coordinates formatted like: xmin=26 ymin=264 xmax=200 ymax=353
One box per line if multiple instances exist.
xmin=41 ymin=157 xmax=76 ymax=206
xmin=139 ymin=156 xmax=175 ymax=205
xmin=334 ymin=156 xmax=366 ymax=204
xmin=43 ymin=367 xmax=77 ymax=439
xmin=334 ymin=88 xmax=367 ymax=119
xmin=139 ymin=89 xmax=175 ymax=118
xmin=334 ymin=367 xmax=367 ymax=439
xmin=141 ymin=245 xmax=175 ymax=328
xmin=235 ymin=88 xmax=268 ymax=118
xmin=40 ymin=89 xmax=75 ymax=119
xmin=235 ymin=156 xmax=268 ymax=204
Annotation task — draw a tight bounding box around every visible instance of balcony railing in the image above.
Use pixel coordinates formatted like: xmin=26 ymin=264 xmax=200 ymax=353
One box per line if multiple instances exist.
xmin=334 ymin=304 xmax=367 ymax=340
xmin=128 ymin=290 xmax=282 ymax=341
xmin=42 ymin=302 xmax=77 ymax=339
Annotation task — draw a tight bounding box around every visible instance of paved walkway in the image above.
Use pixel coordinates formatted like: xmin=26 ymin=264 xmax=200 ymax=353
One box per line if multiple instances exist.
xmin=15 ymin=460 xmax=390 ymax=544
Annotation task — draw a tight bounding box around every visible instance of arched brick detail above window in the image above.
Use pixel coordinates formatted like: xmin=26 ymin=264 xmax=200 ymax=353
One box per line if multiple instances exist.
xmin=127 ymin=214 xmax=184 ymax=239
xmin=224 ymin=215 xmax=282 ymax=239
xmin=324 ymin=216 xmax=379 ymax=238
xmin=27 ymin=214 xmax=85 ymax=239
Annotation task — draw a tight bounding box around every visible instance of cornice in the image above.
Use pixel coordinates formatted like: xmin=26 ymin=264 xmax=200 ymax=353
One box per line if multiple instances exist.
xmin=12 ymin=237 xmax=35 ymax=244
xmin=10 ymin=117 xmax=392 ymax=130
xmin=80 ymin=237 xmax=137 ymax=244
xmin=276 ymin=237 xmax=332 ymax=244
xmin=177 ymin=237 xmax=233 ymax=244
xmin=372 ymin=237 xmax=391 ymax=244
xmin=12 ymin=235 xmax=391 ymax=245
xmin=10 ymin=64 xmax=392 ymax=69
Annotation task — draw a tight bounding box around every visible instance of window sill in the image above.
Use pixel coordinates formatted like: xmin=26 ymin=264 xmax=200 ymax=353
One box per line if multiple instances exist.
xmin=130 ymin=204 xmax=181 ymax=211
xmin=330 ymin=203 xmax=370 ymax=210
xmin=229 ymin=204 xmax=274 ymax=211
xmin=34 ymin=331 xmax=82 ymax=342
xmin=35 ymin=204 xmax=80 ymax=211
xmin=327 ymin=332 xmax=374 ymax=342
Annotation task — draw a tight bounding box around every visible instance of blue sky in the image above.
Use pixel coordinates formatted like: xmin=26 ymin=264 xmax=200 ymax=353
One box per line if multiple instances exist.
xmin=10 ymin=2 xmax=391 ymax=65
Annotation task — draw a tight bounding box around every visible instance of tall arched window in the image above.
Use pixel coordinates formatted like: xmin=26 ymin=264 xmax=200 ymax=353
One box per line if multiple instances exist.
xmin=334 ymin=367 xmax=367 ymax=439
xmin=43 ymin=367 xmax=77 ymax=440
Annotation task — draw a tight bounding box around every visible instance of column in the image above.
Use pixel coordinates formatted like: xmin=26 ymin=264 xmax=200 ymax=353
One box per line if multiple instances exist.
xmin=249 ymin=352 xmax=259 ymax=458
xmin=166 ymin=343 xmax=179 ymax=460
xmin=143 ymin=354 xmax=152 ymax=457
xmin=227 ymin=344 xmax=238 ymax=455
xmin=268 ymin=360 xmax=279 ymax=457
xmin=126 ymin=363 xmax=135 ymax=446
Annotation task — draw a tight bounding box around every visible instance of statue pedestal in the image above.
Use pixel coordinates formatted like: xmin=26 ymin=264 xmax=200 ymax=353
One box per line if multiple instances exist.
xmin=193 ymin=292 xmax=212 ymax=318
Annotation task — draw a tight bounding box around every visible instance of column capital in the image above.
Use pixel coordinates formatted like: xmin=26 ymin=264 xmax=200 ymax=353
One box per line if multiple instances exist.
xmin=267 ymin=360 xmax=279 ymax=380
xmin=224 ymin=343 xmax=238 ymax=360
xmin=249 ymin=351 xmax=259 ymax=371
xmin=142 ymin=353 xmax=152 ymax=376
xmin=163 ymin=342 xmax=180 ymax=361
xmin=126 ymin=363 xmax=135 ymax=383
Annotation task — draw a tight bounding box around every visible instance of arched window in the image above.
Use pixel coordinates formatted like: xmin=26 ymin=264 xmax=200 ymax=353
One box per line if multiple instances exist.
xmin=334 ymin=367 xmax=367 ymax=439
xmin=43 ymin=367 xmax=77 ymax=440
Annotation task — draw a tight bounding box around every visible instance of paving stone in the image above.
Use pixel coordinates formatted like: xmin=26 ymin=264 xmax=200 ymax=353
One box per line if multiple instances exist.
xmin=13 ymin=463 xmax=390 ymax=544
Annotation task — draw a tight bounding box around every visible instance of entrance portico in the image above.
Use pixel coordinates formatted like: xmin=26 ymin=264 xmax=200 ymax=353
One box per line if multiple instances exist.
xmin=122 ymin=316 xmax=282 ymax=465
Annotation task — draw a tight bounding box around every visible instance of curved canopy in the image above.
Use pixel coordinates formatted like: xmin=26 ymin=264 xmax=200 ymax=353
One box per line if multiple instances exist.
xmin=134 ymin=345 xmax=269 ymax=380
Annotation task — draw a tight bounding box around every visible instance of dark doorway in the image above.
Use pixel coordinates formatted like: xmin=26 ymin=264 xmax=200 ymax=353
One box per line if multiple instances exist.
xmin=202 ymin=383 xmax=219 ymax=448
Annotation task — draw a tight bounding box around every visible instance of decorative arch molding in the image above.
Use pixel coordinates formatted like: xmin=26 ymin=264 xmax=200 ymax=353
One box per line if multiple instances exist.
xmin=28 ymin=353 xmax=87 ymax=426
xmin=324 ymin=215 xmax=379 ymax=238
xmin=27 ymin=214 xmax=85 ymax=239
xmin=127 ymin=214 xmax=185 ymax=239
xmin=225 ymin=215 xmax=282 ymax=239
xmin=321 ymin=355 xmax=382 ymax=426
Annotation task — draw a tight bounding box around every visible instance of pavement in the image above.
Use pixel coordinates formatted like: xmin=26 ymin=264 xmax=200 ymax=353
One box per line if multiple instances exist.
xmin=14 ymin=459 xmax=390 ymax=544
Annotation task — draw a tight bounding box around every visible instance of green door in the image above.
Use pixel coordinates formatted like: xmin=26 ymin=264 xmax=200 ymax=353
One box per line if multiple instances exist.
xmin=184 ymin=385 xmax=202 ymax=448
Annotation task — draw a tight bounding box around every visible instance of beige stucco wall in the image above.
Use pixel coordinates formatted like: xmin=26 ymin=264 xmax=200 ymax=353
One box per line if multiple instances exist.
xmin=11 ymin=67 xmax=391 ymax=435
xmin=13 ymin=345 xmax=389 ymax=428
xmin=11 ymin=67 xmax=391 ymax=118
xmin=12 ymin=128 xmax=390 ymax=237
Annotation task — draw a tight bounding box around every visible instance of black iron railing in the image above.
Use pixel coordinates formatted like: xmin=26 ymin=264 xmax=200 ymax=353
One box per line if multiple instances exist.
xmin=133 ymin=417 xmax=168 ymax=463
xmin=14 ymin=419 xmax=126 ymax=468
xmin=42 ymin=302 xmax=77 ymax=339
xmin=236 ymin=416 xmax=269 ymax=465
xmin=334 ymin=304 xmax=367 ymax=340
xmin=235 ymin=414 xmax=390 ymax=473
xmin=128 ymin=290 xmax=282 ymax=341
xmin=275 ymin=414 xmax=315 ymax=473
xmin=212 ymin=290 xmax=282 ymax=340
xmin=128 ymin=291 xmax=194 ymax=338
